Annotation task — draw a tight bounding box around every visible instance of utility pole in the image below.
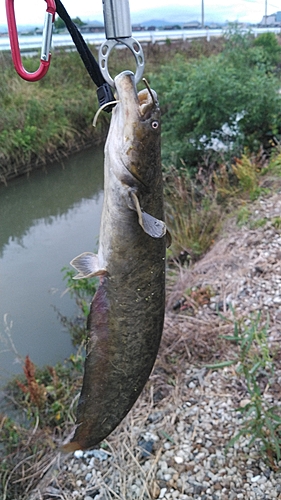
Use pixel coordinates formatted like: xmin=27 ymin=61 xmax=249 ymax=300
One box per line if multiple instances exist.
xmin=265 ymin=0 xmax=267 ymax=25
xmin=201 ymin=0 xmax=204 ymax=28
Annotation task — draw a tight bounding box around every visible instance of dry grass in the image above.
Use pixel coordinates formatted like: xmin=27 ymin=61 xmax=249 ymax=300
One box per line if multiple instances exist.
xmin=164 ymin=169 xmax=223 ymax=263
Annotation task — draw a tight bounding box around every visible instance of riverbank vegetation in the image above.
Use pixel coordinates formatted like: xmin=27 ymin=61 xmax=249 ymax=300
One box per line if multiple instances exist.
xmin=0 ymin=36 xmax=223 ymax=183
xmin=2 ymin=29 xmax=281 ymax=498
xmin=151 ymin=28 xmax=281 ymax=174
xmin=1 ymin=29 xmax=281 ymax=184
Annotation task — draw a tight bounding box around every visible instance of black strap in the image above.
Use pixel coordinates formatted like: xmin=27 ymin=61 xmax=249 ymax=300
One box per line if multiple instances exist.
xmin=55 ymin=0 xmax=115 ymax=111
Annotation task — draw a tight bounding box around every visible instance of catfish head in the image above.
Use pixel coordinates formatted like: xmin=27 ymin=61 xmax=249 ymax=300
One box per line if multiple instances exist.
xmin=111 ymin=70 xmax=161 ymax=188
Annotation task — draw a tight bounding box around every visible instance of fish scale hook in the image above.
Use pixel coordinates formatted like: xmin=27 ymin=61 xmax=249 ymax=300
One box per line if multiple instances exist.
xmin=99 ymin=0 xmax=145 ymax=88
xmin=142 ymin=78 xmax=157 ymax=106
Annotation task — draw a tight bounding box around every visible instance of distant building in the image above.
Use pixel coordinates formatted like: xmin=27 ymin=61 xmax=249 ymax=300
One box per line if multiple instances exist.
xmin=205 ymin=22 xmax=221 ymax=29
xmin=79 ymin=22 xmax=104 ymax=33
xmin=164 ymin=25 xmax=181 ymax=30
xmin=183 ymin=21 xmax=201 ymax=29
xmin=260 ymin=11 xmax=281 ymax=26
xmin=132 ymin=24 xmax=145 ymax=31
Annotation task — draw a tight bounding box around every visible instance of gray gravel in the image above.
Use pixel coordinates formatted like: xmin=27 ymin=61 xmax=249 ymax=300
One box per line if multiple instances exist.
xmin=58 ymin=365 xmax=281 ymax=500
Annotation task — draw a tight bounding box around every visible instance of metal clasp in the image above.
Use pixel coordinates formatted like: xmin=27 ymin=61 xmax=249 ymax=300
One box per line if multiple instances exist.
xmin=99 ymin=0 xmax=144 ymax=87
xmin=6 ymin=0 xmax=56 ymax=82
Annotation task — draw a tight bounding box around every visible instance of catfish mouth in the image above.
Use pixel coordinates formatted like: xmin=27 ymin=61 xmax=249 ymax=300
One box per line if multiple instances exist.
xmin=114 ymin=71 xmax=157 ymax=121
xmin=138 ymin=82 xmax=157 ymax=119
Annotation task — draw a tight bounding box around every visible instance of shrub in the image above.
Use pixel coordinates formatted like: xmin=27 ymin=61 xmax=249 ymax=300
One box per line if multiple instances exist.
xmin=253 ymin=32 xmax=281 ymax=69
xmin=151 ymin=29 xmax=281 ymax=175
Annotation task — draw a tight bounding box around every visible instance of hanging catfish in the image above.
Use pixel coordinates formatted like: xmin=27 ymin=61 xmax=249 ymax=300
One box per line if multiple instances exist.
xmin=63 ymin=71 xmax=167 ymax=452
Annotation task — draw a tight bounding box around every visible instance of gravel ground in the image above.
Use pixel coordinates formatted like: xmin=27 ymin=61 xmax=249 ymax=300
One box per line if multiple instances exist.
xmin=29 ymin=191 xmax=281 ymax=500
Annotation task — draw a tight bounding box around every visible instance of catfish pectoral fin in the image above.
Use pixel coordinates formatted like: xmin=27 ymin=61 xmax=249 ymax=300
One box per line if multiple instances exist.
xmin=141 ymin=210 xmax=166 ymax=238
xmin=70 ymin=252 xmax=107 ymax=279
xmin=130 ymin=192 xmax=166 ymax=239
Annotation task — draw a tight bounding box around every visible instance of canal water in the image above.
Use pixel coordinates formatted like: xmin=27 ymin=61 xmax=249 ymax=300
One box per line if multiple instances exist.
xmin=0 ymin=145 xmax=104 ymax=386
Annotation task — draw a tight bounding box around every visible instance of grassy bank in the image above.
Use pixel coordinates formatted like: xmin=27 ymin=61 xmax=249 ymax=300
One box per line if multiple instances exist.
xmin=0 ymin=49 xmax=108 ymax=183
xmin=0 ymin=37 xmax=224 ymax=183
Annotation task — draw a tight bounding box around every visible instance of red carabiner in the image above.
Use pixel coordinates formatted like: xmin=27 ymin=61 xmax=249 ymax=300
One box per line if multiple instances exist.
xmin=6 ymin=0 xmax=56 ymax=82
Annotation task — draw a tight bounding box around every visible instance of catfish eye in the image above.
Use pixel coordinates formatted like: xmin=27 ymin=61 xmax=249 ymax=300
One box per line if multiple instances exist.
xmin=151 ymin=121 xmax=159 ymax=129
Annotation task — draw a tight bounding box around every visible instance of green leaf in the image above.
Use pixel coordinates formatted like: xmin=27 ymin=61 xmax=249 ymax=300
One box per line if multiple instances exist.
xmin=226 ymin=428 xmax=250 ymax=449
xmin=249 ymin=361 xmax=262 ymax=375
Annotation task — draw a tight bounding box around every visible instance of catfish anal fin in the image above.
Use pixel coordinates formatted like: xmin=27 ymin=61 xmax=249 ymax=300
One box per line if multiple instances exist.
xmin=70 ymin=252 xmax=107 ymax=279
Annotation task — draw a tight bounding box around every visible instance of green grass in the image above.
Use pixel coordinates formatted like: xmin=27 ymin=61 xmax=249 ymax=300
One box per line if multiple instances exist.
xmin=207 ymin=310 xmax=281 ymax=469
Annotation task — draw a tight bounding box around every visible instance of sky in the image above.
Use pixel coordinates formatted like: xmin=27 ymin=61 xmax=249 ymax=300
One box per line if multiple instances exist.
xmin=0 ymin=0 xmax=279 ymax=27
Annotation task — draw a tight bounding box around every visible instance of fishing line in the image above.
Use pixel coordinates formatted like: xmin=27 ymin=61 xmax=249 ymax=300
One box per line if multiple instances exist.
xmin=93 ymin=100 xmax=120 ymax=127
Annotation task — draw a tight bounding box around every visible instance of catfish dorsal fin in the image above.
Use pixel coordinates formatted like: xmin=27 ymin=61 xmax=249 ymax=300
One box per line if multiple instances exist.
xmin=130 ymin=192 xmax=166 ymax=239
xmin=70 ymin=252 xmax=107 ymax=279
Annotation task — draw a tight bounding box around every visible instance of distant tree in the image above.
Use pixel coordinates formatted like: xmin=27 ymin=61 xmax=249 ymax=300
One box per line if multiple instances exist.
xmin=54 ymin=16 xmax=85 ymax=31
xmin=54 ymin=17 xmax=66 ymax=30
xmin=72 ymin=17 xmax=85 ymax=27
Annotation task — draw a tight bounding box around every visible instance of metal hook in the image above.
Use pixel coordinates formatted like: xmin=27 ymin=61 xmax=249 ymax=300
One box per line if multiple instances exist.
xmin=99 ymin=38 xmax=144 ymax=88
xmin=6 ymin=0 xmax=56 ymax=82
xmin=99 ymin=0 xmax=145 ymax=87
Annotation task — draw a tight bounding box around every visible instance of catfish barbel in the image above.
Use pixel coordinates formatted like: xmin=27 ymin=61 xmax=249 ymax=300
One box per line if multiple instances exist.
xmin=63 ymin=71 xmax=167 ymax=452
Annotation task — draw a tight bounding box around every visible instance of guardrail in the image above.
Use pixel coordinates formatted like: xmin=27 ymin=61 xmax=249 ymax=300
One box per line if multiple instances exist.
xmin=0 ymin=27 xmax=280 ymax=53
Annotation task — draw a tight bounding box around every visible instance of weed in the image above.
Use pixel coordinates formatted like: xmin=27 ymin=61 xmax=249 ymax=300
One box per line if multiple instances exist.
xmin=0 ymin=415 xmax=21 ymax=450
xmin=16 ymin=355 xmax=47 ymax=411
xmin=8 ymin=350 xmax=84 ymax=429
xmin=62 ymin=266 xmax=97 ymax=302
xmin=165 ymin=169 xmax=222 ymax=261
xmin=236 ymin=206 xmax=251 ymax=227
xmin=232 ymin=154 xmax=259 ymax=196
xmin=267 ymin=148 xmax=281 ymax=176
xmin=207 ymin=311 xmax=281 ymax=468
xmin=250 ymin=217 xmax=268 ymax=229
xmin=272 ymin=216 xmax=281 ymax=229
xmin=60 ymin=266 xmax=97 ymax=345
xmin=212 ymin=163 xmax=239 ymax=200
xmin=150 ymin=31 xmax=281 ymax=174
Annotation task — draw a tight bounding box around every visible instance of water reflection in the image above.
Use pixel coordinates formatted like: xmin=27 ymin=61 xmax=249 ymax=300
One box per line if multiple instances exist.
xmin=0 ymin=146 xmax=104 ymax=256
xmin=0 ymin=145 xmax=104 ymax=384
